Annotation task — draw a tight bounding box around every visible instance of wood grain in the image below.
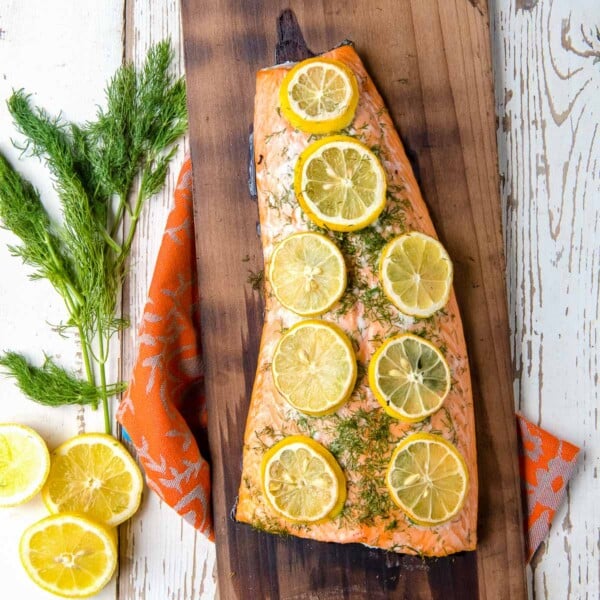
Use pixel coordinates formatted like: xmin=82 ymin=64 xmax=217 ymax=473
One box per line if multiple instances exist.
xmin=181 ymin=1 xmax=526 ymax=598
xmin=491 ymin=1 xmax=600 ymax=598
xmin=118 ymin=1 xmax=217 ymax=599
xmin=0 ymin=2 xmax=124 ymax=598
xmin=2 ymin=1 xmax=597 ymax=597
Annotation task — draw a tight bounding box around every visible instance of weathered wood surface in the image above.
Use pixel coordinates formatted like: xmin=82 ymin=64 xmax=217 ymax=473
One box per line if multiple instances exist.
xmin=0 ymin=1 xmax=216 ymax=598
xmin=181 ymin=1 xmax=525 ymax=598
xmin=491 ymin=1 xmax=599 ymax=598
xmin=0 ymin=0 xmax=598 ymax=598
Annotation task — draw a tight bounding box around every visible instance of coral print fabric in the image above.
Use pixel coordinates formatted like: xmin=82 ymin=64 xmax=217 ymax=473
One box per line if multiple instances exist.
xmin=118 ymin=158 xmax=580 ymax=556
xmin=517 ymin=413 xmax=580 ymax=561
xmin=117 ymin=156 xmax=213 ymax=540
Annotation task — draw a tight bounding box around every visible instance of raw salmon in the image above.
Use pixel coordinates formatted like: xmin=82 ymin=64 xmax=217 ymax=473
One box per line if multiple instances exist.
xmin=236 ymin=43 xmax=477 ymax=556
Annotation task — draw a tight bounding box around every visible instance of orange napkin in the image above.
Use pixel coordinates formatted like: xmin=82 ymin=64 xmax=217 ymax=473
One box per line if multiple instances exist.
xmin=116 ymin=157 xmax=213 ymax=540
xmin=516 ymin=413 xmax=580 ymax=561
xmin=118 ymin=157 xmax=580 ymax=561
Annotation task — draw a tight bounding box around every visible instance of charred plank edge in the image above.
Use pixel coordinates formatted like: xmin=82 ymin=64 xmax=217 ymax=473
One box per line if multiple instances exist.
xmin=276 ymin=8 xmax=315 ymax=63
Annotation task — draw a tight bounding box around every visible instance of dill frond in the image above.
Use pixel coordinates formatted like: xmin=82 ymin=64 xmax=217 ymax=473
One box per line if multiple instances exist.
xmin=0 ymin=153 xmax=75 ymax=293
xmin=0 ymin=40 xmax=187 ymax=431
xmin=0 ymin=352 xmax=125 ymax=407
xmin=86 ymin=39 xmax=187 ymax=211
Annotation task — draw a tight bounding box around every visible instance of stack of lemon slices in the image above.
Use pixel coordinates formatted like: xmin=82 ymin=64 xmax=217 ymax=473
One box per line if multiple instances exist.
xmin=0 ymin=423 xmax=143 ymax=598
xmin=258 ymin=56 xmax=468 ymax=529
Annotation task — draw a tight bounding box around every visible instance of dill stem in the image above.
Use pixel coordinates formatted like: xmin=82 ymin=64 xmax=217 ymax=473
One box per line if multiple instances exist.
xmin=119 ymin=188 xmax=145 ymax=266
xmin=96 ymin=318 xmax=111 ymax=435
xmin=76 ymin=324 xmax=97 ymax=408
xmin=110 ymin=193 xmax=131 ymax=239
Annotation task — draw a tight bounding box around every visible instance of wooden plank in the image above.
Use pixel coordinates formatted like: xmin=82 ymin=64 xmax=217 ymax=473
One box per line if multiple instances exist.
xmin=490 ymin=1 xmax=600 ymax=598
xmin=117 ymin=1 xmax=217 ymax=598
xmin=181 ymin=1 xmax=526 ymax=598
xmin=0 ymin=2 xmax=124 ymax=598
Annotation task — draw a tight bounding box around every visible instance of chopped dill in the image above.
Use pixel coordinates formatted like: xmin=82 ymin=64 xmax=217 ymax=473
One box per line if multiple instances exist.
xmin=251 ymin=516 xmax=291 ymax=538
xmin=247 ymin=268 xmax=264 ymax=291
xmin=360 ymin=285 xmax=398 ymax=328
xmin=328 ymin=408 xmax=394 ymax=522
xmin=378 ymin=203 xmax=407 ymax=231
xmin=370 ymin=144 xmax=383 ymax=160
xmin=385 ymin=519 xmax=398 ymax=532
xmin=359 ymin=480 xmax=393 ymax=524
xmin=253 ymin=425 xmax=283 ymax=451
xmin=264 ymin=128 xmax=286 ymax=144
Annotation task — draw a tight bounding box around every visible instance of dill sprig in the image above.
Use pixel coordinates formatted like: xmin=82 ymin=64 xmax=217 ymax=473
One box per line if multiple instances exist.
xmin=0 ymin=352 xmax=125 ymax=407
xmin=0 ymin=40 xmax=187 ymax=433
xmin=0 ymin=154 xmax=75 ymax=293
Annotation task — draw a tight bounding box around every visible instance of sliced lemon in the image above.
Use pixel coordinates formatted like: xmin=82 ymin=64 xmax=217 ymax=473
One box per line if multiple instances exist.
xmin=386 ymin=433 xmax=468 ymax=526
xmin=42 ymin=433 xmax=144 ymax=527
xmin=269 ymin=232 xmax=346 ymax=316
xmin=19 ymin=513 xmax=117 ymax=598
xmin=294 ymin=135 xmax=387 ymax=232
xmin=368 ymin=333 xmax=450 ymax=422
xmin=279 ymin=57 xmax=359 ymax=134
xmin=261 ymin=435 xmax=346 ymax=523
xmin=380 ymin=232 xmax=453 ymax=318
xmin=272 ymin=320 xmax=357 ymax=416
xmin=0 ymin=423 xmax=50 ymax=507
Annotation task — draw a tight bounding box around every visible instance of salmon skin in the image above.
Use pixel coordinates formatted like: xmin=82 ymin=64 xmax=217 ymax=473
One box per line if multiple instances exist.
xmin=236 ymin=43 xmax=477 ymax=556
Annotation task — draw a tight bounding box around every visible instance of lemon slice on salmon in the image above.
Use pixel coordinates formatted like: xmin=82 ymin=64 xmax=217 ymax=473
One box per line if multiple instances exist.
xmin=272 ymin=320 xmax=357 ymax=416
xmin=19 ymin=513 xmax=117 ymax=598
xmin=0 ymin=423 xmax=50 ymax=507
xmin=279 ymin=58 xmax=359 ymax=134
xmin=294 ymin=136 xmax=387 ymax=232
xmin=269 ymin=232 xmax=346 ymax=316
xmin=369 ymin=333 xmax=450 ymax=422
xmin=380 ymin=232 xmax=453 ymax=318
xmin=261 ymin=435 xmax=346 ymax=523
xmin=42 ymin=433 xmax=144 ymax=527
xmin=386 ymin=433 xmax=468 ymax=526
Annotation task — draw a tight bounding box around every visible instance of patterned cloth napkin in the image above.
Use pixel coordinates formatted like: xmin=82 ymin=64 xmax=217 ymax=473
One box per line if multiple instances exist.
xmin=117 ymin=157 xmax=580 ymax=560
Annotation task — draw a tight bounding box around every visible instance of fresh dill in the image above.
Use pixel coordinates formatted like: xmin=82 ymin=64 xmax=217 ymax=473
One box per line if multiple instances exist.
xmin=0 ymin=40 xmax=187 ymax=434
xmin=0 ymin=352 xmax=125 ymax=408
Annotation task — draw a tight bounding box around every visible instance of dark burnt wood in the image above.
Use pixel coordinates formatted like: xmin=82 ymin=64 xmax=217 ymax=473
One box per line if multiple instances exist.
xmin=181 ymin=2 xmax=527 ymax=598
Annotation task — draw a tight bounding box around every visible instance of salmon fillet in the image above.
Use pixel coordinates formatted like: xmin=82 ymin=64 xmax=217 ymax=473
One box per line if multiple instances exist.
xmin=236 ymin=43 xmax=477 ymax=556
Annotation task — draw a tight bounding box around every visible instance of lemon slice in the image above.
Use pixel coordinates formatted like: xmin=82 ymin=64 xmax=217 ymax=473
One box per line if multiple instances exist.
xmin=279 ymin=57 xmax=359 ymax=134
xmin=42 ymin=433 xmax=144 ymax=527
xmin=20 ymin=513 xmax=117 ymax=598
xmin=269 ymin=232 xmax=346 ymax=316
xmin=369 ymin=333 xmax=450 ymax=422
xmin=294 ymin=135 xmax=387 ymax=232
xmin=272 ymin=320 xmax=357 ymax=416
xmin=261 ymin=435 xmax=346 ymax=523
xmin=0 ymin=423 xmax=50 ymax=507
xmin=380 ymin=232 xmax=453 ymax=318
xmin=386 ymin=433 xmax=468 ymax=526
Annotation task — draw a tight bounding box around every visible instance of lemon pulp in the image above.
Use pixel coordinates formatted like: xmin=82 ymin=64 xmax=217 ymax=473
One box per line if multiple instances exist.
xmin=369 ymin=333 xmax=450 ymax=422
xmin=272 ymin=320 xmax=357 ymax=416
xmin=279 ymin=58 xmax=359 ymax=134
xmin=261 ymin=435 xmax=346 ymax=523
xmin=380 ymin=232 xmax=453 ymax=318
xmin=269 ymin=232 xmax=346 ymax=316
xmin=294 ymin=136 xmax=387 ymax=232
xmin=386 ymin=433 xmax=468 ymax=526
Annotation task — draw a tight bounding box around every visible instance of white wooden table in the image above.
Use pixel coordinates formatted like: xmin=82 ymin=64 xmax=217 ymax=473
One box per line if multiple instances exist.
xmin=0 ymin=1 xmax=597 ymax=598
